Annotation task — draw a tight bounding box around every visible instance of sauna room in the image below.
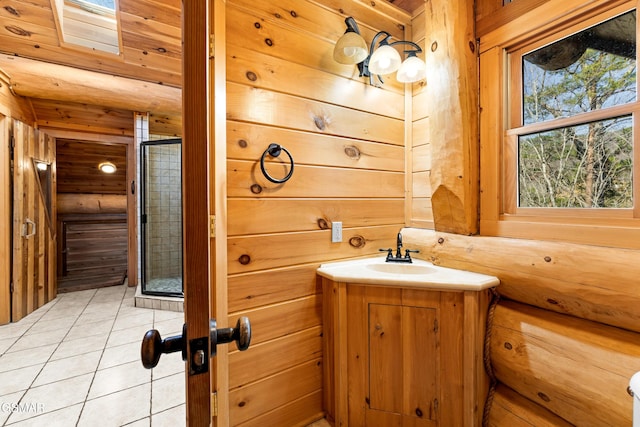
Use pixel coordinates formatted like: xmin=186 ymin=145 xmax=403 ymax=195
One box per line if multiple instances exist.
xmin=1 ymin=0 xmax=640 ymax=425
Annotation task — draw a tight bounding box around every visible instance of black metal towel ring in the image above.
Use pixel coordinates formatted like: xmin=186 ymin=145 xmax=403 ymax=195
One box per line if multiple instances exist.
xmin=260 ymin=143 xmax=294 ymax=184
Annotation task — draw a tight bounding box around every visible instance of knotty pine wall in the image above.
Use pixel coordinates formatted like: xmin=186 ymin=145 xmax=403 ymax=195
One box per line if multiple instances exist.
xmin=223 ymin=0 xmax=418 ymax=424
xmin=409 ymin=7 xmax=433 ymax=228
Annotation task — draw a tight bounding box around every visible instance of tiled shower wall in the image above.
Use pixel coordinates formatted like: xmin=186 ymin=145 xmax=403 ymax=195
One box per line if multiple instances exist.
xmin=145 ymin=143 xmax=182 ymax=280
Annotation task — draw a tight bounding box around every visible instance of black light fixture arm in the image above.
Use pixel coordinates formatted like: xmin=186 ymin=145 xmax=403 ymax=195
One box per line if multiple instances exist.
xmin=389 ymin=39 xmax=423 ymax=56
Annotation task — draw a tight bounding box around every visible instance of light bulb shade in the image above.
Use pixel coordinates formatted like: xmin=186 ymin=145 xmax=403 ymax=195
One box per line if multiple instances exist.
xmin=333 ymin=32 xmax=368 ymax=64
xmin=396 ymin=55 xmax=426 ymax=83
xmin=99 ymin=162 xmax=117 ymax=173
xmin=368 ymin=45 xmax=402 ymax=75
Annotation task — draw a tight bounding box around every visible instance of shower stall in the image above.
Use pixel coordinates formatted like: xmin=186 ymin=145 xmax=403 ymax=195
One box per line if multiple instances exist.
xmin=140 ymin=138 xmax=183 ymax=296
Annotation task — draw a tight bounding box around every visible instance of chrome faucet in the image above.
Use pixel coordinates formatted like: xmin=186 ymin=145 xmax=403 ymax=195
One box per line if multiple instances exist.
xmin=379 ymin=232 xmax=420 ymax=263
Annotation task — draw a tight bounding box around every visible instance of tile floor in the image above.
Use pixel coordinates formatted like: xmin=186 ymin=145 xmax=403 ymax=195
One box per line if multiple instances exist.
xmin=0 ymin=284 xmax=186 ymax=426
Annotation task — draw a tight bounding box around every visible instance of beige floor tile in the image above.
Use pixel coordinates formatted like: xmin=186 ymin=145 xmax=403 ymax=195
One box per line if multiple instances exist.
xmin=112 ymin=310 xmax=155 ymax=332
xmin=0 ymin=322 xmax=33 ymax=340
xmin=98 ymin=341 xmax=141 ymax=369
xmin=0 ymin=344 xmax=57 ymax=373
xmin=106 ymin=324 xmax=151 ymax=348
xmin=8 ymin=328 xmax=68 ymax=353
xmin=0 ymin=365 xmax=42 ymax=396
xmin=79 ymin=382 xmax=151 ymax=427
xmin=33 ymin=350 xmax=102 ymax=387
xmin=151 ymin=373 xmax=185 ymax=415
xmin=125 ymin=417 xmax=151 ymax=426
xmin=81 ymin=301 xmax=121 ymax=316
xmin=152 ymin=317 xmax=184 ymax=336
xmin=151 ymin=404 xmax=185 ymax=427
xmin=153 ymin=309 xmax=184 ymax=322
xmin=75 ymin=309 xmax=118 ymax=325
xmin=64 ymin=319 xmax=114 ymax=341
xmin=88 ymin=360 xmax=151 ymax=399
xmin=5 ymin=373 xmax=93 ymax=424
xmin=150 ymin=351 xmax=184 ymax=380
xmin=6 ymin=403 xmax=83 ymax=427
xmin=50 ymin=334 xmax=109 ymax=361
xmin=0 ymin=337 xmax=18 ymax=355
xmin=25 ymin=315 xmax=77 ymax=335
xmin=0 ymin=390 xmax=26 ymax=425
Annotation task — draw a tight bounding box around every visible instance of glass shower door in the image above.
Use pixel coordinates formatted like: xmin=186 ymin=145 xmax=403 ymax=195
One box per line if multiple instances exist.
xmin=140 ymin=139 xmax=183 ymax=296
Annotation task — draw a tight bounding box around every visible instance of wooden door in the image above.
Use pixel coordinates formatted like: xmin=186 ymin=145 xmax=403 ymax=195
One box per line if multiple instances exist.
xmin=11 ymin=119 xmax=57 ymax=321
xmin=182 ymin=0 xmax=229 ymax=425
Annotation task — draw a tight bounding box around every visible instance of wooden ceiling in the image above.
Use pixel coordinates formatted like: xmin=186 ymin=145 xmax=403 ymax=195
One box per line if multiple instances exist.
xmin=0 ymin=0 xmax=423 ymax=135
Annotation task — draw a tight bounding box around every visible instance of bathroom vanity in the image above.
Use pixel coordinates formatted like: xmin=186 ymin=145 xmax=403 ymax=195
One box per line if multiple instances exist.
xmin=318 ymin=257 xmax=499 ymax=427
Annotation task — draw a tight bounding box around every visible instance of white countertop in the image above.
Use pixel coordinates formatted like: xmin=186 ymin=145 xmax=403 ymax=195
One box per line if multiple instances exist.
xmin=317 ymin=257 xmax=499 ymax=291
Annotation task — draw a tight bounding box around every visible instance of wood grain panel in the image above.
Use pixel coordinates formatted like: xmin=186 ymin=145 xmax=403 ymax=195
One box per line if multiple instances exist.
xmin=412 ymin=143 xmax=431 ymax=172
xmin=369 ymin=303 xmax=403 ymax=413
xmin=229 ymin=358 xmax=323 ymax=425
xmin=487 ymin=384 xmax=573 ymax=427
xmin=228 ymin=264 xmax=321 ymax=313
xmin=227 ymin=46 xmax=404 ymax=119
xmin=227 ymin=225 xmax=399 ymax=274
xmin=402 ymin=228 xmax=640 ymax=334
xmin=56 ymin=140 xmax=127 ymax=195
xmin=227 ymin=121 xmax=404 ymax=171
xmin=229 ymin=326 xmax=322 ymax=389
xmin=225 ymin=5 xmax=404 ymax=93
xmin=234 ymin=390 xmax=323 ymax=427
xmin=227 ymin=83 xmax=404 ymax=145
xmin=228 ymin=160 xmax=404 ymax=199
xmin=11 ymin=120 xmax=56 ymax=321
xmin=491 ymin=301 xmax=639 ymax=426
xmin=32 ymin=99 xmax=134 ymax=136
xmin=228 ymin=199 xmax=404 ymax=235
xmin=0 ymin=115 xmax=9 ymax=324
xmin=412 ymin=171 xmax=431 ymax=198
xmin=231 ymin=295 xmax=321 ymax=346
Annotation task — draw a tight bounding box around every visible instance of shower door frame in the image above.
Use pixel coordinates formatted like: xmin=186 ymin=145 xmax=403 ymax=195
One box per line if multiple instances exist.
xmin=140 ymin=138 xmax=184 ymax=297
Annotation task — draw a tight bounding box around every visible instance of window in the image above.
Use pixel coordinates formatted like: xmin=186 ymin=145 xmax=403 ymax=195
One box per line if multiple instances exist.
xmin=512 ymin=11 xmax=636 ymax=211
xmin=51 ymin=0 xmax=120 ymax=55
xmin=479 ymin=1 xmax=640 ymax=247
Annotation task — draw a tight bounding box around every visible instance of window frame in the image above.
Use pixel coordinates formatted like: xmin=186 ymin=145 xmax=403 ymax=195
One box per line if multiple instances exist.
xmin=479 ymin=0 xmax=640 ymax=248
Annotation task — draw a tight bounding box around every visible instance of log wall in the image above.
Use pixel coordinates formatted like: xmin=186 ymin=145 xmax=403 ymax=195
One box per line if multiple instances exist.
xmin=224 ymin=0 xmax=411 ymax=424
xmin=402 ymin=228 xmax=640 ymax=425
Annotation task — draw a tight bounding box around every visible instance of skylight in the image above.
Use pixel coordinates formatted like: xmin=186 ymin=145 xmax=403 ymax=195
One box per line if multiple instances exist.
xmin=51 ymin=0 xmax=121 ymax=55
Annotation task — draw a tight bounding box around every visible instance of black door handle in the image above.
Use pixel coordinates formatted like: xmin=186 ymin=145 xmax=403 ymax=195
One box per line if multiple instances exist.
xmin=140 ymin=316 xmax=252 ymax=369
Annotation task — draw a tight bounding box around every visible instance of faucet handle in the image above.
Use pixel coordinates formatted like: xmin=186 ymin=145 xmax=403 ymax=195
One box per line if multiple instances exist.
xmin=379 ymin=248 xmax=393 ymax=261
xmin=404 ymin=249 xmax=420 ymax=259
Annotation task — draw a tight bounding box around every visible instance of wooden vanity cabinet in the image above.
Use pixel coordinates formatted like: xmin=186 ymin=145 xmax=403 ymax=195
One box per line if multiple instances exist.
xmin=322 ymin=278 xmax=492 ymax=427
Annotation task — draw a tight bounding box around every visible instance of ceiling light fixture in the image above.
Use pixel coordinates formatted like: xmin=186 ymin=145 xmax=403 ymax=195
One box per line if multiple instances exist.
xmin=99 ymin=162 xmax=117 ymax=174
xmin=333 ymin=17 xmax=426 ymax=86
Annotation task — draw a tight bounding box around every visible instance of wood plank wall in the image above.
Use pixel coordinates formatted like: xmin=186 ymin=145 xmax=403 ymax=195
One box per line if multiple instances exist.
xmin=409 ymin=6 xmax=433 ymax=229
xmin=224 ymin=0 xmax=411 ymax=424
xmin=0 ymin=70 xmax=37 ymax=325
xmin=403 ymin=228 xmax=640 ymax=425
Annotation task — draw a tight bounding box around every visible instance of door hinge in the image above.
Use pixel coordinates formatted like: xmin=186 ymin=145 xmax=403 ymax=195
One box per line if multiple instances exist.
xmin=211 ymin=392 xmax=218 ymax=417
xmin=9 ymin=135 xmax=14 ymax=156
xmin=9 ymin=282 xmax=13 ymax=293
xmin=209 ymin=34 xmax=215 ymax=58
xmin=210 ymin=215 xmax=216 ymax=238
xmin=434 ymin=318 xmax=438 ymax=333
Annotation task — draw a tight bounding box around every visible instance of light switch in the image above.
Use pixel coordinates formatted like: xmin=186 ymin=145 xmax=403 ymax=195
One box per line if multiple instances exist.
xmin=331 ymin=221 xmax=342 ymax=243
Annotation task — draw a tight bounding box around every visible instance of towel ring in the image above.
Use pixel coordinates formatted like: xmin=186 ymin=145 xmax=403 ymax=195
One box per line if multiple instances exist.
xmin=260 ymin=143 xmax=294 ymax=184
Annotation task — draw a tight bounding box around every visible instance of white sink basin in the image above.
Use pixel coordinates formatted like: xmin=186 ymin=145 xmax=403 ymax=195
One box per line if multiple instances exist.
xmin=366 ymin=263 xmax=437 ymax=275
xmin=317 ymin=257 xmax=499 ymax=291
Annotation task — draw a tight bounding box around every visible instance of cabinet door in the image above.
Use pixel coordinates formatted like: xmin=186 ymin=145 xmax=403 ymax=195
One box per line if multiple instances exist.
xmin=348 ymin=285 xmax=440 ymax=427
xmin=368 ymin=303 xmax=438 ymax=426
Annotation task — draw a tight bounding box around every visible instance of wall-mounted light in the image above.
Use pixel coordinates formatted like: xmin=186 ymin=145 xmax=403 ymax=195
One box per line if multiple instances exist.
xmin=99 ymin=162 xmax=117 ymax=174
xmin=35 ymin=161 xmax=48 ymax=171
xmin=333 ymin=17 xmax=426 ymax=86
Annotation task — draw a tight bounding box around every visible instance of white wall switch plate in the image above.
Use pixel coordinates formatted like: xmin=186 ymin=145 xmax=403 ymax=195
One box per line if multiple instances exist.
xmin=332 ymin=221 xmax=342 ymax=243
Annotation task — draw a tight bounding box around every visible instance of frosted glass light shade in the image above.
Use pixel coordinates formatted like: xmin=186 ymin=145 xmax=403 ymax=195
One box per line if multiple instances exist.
xmin=368 ymin=45 xmax=402 ymax=75
xmin=396 ymin=56 xmax=426 ymax=83
xmin=333 ymin=32 xmax=368 ymax=64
